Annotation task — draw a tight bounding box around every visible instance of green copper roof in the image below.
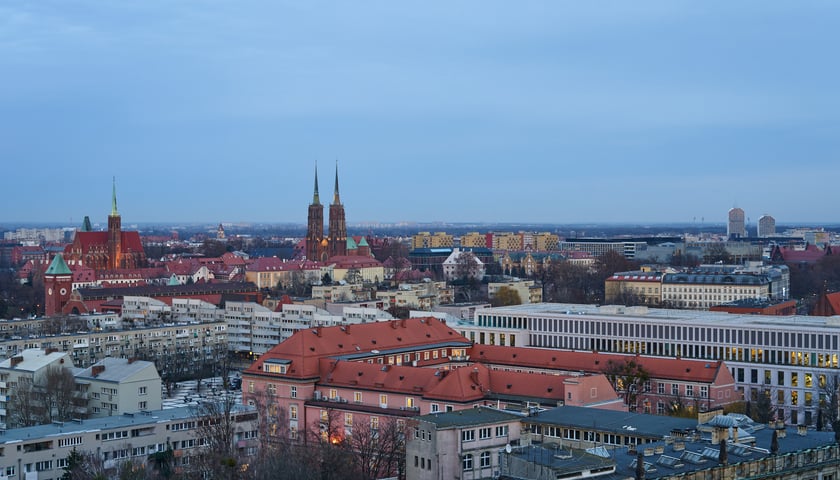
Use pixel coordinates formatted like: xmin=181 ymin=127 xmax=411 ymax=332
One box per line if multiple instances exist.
xmin=168 ymin=274 xmax=180 ymax=286
xmin=357 ymin=236 xmax=369 ymax=247
xmin=45 ymin=254 xmax=72 ymax=275
xmin=111 ymin=177 xmax=119 ymax=216
xmin=82 ymin=216 xmax=92 ymax=232
xmin=311 ymin=165 xmax=321 ymax=205
xmin=346 ymin=237 xmax=358 ymax=249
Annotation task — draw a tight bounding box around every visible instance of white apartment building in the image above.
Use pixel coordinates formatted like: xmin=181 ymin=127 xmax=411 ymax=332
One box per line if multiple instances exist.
xmin=0 ymin=349 xmax=72 ymax=429
xmin=0 ymin=405 xmax=258 ymax=480
xmin=472 ymin=303 xmax=840 ymax=427
xmin=75 ymin=357 xmax=162 ymax=417
xmin=488 ymin=280 xmax=542 ymax=304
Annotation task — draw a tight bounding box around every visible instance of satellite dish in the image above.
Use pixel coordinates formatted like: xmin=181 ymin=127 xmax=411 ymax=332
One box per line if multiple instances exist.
xmin=505 ymin=443 xmax=512 ymax=453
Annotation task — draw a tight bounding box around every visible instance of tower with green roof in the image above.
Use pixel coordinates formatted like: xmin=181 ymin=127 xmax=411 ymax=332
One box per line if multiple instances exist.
xmin=44 ymin=254 xmax=73 ymax=316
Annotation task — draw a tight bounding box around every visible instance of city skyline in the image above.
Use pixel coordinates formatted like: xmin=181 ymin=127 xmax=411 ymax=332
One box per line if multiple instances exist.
xmin=3 ymin=2 xmax=839 ymax=224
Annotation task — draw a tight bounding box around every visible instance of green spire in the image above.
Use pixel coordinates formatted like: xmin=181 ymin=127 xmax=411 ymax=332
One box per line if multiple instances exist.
xmin=333 ymin=160 xmax=341 ymax=205
xmin=82 ymin=216 xmax=92 ymax=232
xmin=110 ymin=177 xmax=119 ymax=216
xmin=45 ymin=253 xmax=72 ymax=275
xmin=312 ymin=165 xmax=321 ymax=205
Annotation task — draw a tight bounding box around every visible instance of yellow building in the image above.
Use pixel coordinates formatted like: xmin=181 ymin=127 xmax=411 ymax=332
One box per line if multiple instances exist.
xmin=459 ymin=232 xmax=487 ymax=248
xmin=532 ymin=232 xmax=560 ymax=251
xmin=412 ymin=232 xmax=454 ymax=249
xmin=604 ymin=271 xmax=663 ymax=306
xmin=491 ymin=232 xmax=523 ymax=251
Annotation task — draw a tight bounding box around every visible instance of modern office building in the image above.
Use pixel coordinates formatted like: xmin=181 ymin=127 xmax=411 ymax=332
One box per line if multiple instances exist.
xmin=473 ymin=303 xmax=840 ymax=427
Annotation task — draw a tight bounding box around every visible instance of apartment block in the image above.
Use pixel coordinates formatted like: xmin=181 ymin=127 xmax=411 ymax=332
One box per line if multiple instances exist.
xmin=412 ymin=232 xmax=454 ymax=249
xmin=74 ymin=357 xmax=162 ymax=417
xmin=488 ymin=280 xmax=542 ymax=304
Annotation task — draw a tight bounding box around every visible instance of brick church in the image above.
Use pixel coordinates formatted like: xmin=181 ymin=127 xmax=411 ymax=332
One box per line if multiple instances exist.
xmin=306 ymin=164 xmax=349 ymax=262
xmin=64 ymin=179 xmax=147 ymax=271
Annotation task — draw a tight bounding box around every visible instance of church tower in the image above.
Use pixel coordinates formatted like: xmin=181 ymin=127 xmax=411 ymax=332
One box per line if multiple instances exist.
xmin=107 ymin=177 xmax=122 ymax=270
xmin=328 ymin=163 xmax=348 ymax=258
xmin=44 ymin=253 xmax=73 ymax=316
xmin=306 ymin=167 xmax=326 ymax=261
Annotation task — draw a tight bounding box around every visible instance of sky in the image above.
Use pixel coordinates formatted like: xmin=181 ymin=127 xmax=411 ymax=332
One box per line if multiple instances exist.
xmin=2 ymin=1 xmax=839 ymax=226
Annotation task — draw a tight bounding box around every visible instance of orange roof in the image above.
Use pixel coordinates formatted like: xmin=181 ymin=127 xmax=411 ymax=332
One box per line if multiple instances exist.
xmin=469 ymin=344 xmax=726 ymax=383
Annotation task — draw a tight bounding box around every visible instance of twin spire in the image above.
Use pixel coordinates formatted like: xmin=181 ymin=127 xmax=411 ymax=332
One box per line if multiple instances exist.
xmin=312 ymin=162 xmax=341 ymax=206
xmin=110 ymin=176 xmax=119 ymax=216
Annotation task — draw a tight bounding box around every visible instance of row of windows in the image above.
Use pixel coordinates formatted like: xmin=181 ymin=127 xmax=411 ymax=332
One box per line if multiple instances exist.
xmin=462 ymin=451 xmax=492 ymax=470
xmin=460 ymin=426 xmax=509 ymax=442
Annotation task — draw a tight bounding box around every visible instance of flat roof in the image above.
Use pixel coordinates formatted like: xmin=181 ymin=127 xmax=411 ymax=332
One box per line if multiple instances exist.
xmin=478 ymin=303 xmax=840 ymax=330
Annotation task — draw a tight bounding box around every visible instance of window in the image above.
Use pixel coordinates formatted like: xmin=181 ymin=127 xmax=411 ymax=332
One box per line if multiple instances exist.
xmin=329 ymin=389 xmax=338 ymax=399
xmin=446 ymin=405 xmax=454 ymax=412
xmin=657 ymin=402 xmax=665 ymax=414
xmin=345 ymin=413 xmax=353 ymax=426
xmin=462 ymin=454 xmax=473 ymax=470
xmin=138 ymin=401 xmax=147 ymax=410
xmin=290 ymin=405 xmax=298 ymax=420
xmin=658 ymin=383 xmax=665 ymax=394
xmin=700 ymin=386 xmax=709 ymax=398
xmin=430 ymin=403 xmax=440 ymax=413
xmin=496 ymin=425 xmax=508 ymax=437
xmin=354 ymin=391 xmax=362 ymax=403
xmin=479 ymin=427 xmax=491 ymax=439
xmin=290 ymin=386 xmax=297 ymax=398
xmin=248 ymin=381 xmax=255 ymax=394
xmin=671 ymin=384 xmax=679 ymax=396
xmin=480 ymin=451 xmax=491 ymax=468
xmin=461 ymin=430 xmax=475 ymax=442
xmin=686 ymin=385 xmax=694 ymax=397
xmin=138 ymin=386 xmax=147 ymax=395
xmin=370 ymin=416 xmax=379 ymax=430
xmin=380 ymin=394 xmax=388 ymax=407
xmin=406 ymin=397 xmax=415 ymax=408
xmin=267 ymin=384 xmax=277 ymax=395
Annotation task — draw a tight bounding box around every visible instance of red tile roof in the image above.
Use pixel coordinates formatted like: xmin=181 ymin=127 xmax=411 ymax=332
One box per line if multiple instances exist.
xmin=247 ymin=317 xmax=467 ymax=379
xmin=469 ymin=344 xmax=726 ymax=383
xmin=328 ymin=255 xmax=383 ymax=269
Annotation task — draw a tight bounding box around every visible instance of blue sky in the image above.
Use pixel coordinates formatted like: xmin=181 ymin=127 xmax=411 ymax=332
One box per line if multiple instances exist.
xmin=2 ymin=1 xmax=838 ymax=225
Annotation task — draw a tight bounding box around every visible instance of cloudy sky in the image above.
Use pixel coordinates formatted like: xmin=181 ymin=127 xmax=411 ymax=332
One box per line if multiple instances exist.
xmin=2 ymin=1 xmax=838 ymax=225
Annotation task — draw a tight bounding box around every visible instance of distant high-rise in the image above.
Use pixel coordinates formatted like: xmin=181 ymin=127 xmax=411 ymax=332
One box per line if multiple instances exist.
xmin=757 ymin=214 xmax=776 ymax=238
xmin=727 ymin=207 xmax=746 ymax=239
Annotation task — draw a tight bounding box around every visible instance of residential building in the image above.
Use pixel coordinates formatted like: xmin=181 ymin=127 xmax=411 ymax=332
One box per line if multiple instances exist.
xmin=376 ymin=282 xmax=453 ymax=311
xmin=662 ymin=264 xmax=790 ymax=309
xmin=488 ymin=280 xmax=542 ymax=304
xmin=408 ymin=247 xmax=494 ymax=280
xmin=459 ymin=232 xmax=487 ymax=248
xmin=406 ymin=407 xmax=523 ymax=480
xmin=757 ymin=214 xmax=776 ymax=237
xmin=728 ymin=207 xmax=747 ymax=239
xmin=0 ymin=405 xmax=258 ymax=480
xmin=412 ymin=232 xmax=454 ymax=249
xmin=605 ymin=271 xmax=663 ymax=306
xmin=0 ymin=348 xmax=73 ymax=428
xmin=74 ymin=357 xmax=162 ymax=417
xmin=557 ymin=240 xmax=648 ymax=259
xmin=443 ymin=249 xmax=485 ymax=281
xmin=244 ymin=257 xmax=325 ymax=290
xmin=475 ymin=303 xmax=840 ymax=426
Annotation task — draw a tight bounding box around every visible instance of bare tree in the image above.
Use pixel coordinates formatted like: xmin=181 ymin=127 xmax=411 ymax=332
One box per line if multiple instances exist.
xmin=42 ymin=365 xmax=82 ymax=422
xmin=346 ymin=416 xmax=411 ymax=480
xmin=9 ymin=378 xmax=42 ymax=427
xmin=818 ymin=374 xmax=840 ymax=431
xmin=189 ymin=395 xmax=251 ymax=480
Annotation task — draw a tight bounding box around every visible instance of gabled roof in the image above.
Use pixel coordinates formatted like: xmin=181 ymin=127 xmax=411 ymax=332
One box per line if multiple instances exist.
xmin=45 ymin=253 xmax=72 ymax=275
xmin=246 ymin=317 xmax=467 ymax=379
xmin=346 ymin=237 xmax=358 ymax=250
xmin=328 ymin=255 xmax=383 ymax=269
xmin=76 ymin=357 xmax=159 ymax=383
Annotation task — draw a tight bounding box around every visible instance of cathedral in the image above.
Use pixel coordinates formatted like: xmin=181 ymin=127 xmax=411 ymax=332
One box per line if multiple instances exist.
xmin=64 ymin=179 xmax=147 ymax=271
xmin=306 ymin=165 xmax=348 ymax=262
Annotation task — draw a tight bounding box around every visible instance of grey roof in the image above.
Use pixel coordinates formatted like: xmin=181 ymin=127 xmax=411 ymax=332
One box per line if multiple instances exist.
xmin=506 ymin=444 xmax=616 ymax=476
xmin=663 ymin=272 xmax=770 ymax=285
xmin=607 ymin=426 xmax=836 ymax=479
xmin=0 ymin=348 xmax=70 ymax=372
xmin=418 ymin=406 xmax=523 ymax=429
xmin=528 ymin=406 xmax=697 ymax=440
xmin=0 ymin=404 xmax=255 ymax=444
xmin=76 ymin=357 xmax=159 ymax=383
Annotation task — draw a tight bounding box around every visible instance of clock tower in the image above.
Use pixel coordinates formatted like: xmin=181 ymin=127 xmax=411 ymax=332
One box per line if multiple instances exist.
xmin=44 ymin=253 xmax=73 ymax=316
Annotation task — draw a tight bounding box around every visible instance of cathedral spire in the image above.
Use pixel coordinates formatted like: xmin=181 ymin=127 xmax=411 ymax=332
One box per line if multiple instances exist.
xmin=111 ymin=177 xmax=119 ymax=216
xmin=312 ymin=165 xmax=321 ymax=205
xmin=333 ymin=160 xmax=341 ymax=205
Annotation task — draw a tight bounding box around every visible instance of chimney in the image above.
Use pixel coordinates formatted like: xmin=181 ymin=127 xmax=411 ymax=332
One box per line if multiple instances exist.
xmin=92 ymin=365 xmax=105 ymax=377
xmin=10 ymin=356 xmax=24 ymax=367
xmin=44 ymin=347 xmax=58 ymax=355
